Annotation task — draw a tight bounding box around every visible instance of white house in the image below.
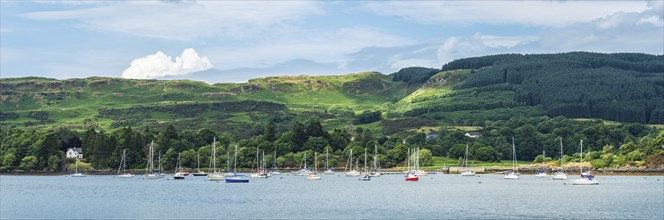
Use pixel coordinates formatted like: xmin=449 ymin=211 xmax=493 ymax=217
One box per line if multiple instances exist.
xmin=66 ymin=148 xmax=83 ymax=159
xmin=465 ymin=132 xmax=480 ymax=138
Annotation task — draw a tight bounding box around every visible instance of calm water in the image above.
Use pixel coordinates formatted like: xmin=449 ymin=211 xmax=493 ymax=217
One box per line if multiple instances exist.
xmin=1 ymin=173 xmax=663 ymax=219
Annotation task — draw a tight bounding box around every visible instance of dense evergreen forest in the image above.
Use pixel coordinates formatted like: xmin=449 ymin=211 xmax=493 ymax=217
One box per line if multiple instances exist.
xmin=440 ymin=52 xmax=664 ymax=124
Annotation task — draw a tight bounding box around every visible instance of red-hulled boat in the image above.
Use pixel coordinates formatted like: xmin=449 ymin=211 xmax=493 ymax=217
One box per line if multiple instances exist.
xmin=405 ymin=173 xmax=419 ymax=181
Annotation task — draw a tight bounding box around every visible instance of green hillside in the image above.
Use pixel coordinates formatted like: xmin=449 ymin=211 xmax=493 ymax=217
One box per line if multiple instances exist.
xmin=2 ymin=52 xmax=664 ymax=172
xmin=1 ymin=52 xmax=663 ymax=136
xmin=0 ymin=72 xmax=415 ymax=137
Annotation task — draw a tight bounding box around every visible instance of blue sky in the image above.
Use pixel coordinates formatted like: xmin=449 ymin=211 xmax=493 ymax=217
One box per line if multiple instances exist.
xmin=1 ymin=1 xmax=663 ymax=83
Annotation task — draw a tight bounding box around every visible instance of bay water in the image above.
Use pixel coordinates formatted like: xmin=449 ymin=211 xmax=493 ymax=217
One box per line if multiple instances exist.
xmin=1 ymin=174 xmax=662 ymax=219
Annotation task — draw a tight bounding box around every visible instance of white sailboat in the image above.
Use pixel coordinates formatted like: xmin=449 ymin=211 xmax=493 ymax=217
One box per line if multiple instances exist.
xmin=250 ymin=147 xmax=261 ymax=178
xmin=192 ymin=153 xmax=207 ymax=176
xmin=71 ymin=157 xmax=86 ymax=177
xmin=552 ymin=138 xmax=568 ymax=180
xmin=369 ymin=144 xmax=382 ymax=177
xmin=570 ymin=140 xmax=598 ymax=185
xmin=270 ymin=151 xmax=282 ymax=175
xmin=504 ymin=137 xmax=519 ymax=180
xmin=345 ymin=149 xmax=360 ymax=176
xmin=145 ymin=141 xmax=159 ymax=179
xmin=208 ymin=137 xmax=224 ymax=181
xmin=460 ymin=144 xmax=475 ymax=176
xmin=307 ymin=152 xmax=322 ymax=180
xmin=413 ymin=147 xmax=428 ymax=176
xmin=174 ymin=153 xmax=185 ymax=180
xmin=324 ymin=147 xmax=334 ymax=175
xmin=117 ymin=149 xmax=134 ymax=178
xmin=293 ymin=152 xmax=312 ymax=176
xmin=359 ymin=148 xmax=371 ymax=181
xmin=257 ymin=151 xmax=270 ymax=178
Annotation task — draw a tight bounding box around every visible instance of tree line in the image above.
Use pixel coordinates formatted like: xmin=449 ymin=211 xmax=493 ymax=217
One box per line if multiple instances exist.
xmin=2 ymin=115 xmax=662 ymax=172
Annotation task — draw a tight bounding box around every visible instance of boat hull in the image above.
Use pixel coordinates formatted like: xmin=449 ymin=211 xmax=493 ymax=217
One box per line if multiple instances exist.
xmin=71 ymin=173 xmax=86 ymax=177
xmin=307 ymin=175 xmax=322 ymax=180
xmin=552 ymin=173 xmax=568 ymax=180
xmin=118 ymin=174 xmax=135 ymax=178
xmin=571 ymin=178 xmax=599 ymax=185
xmin=405 ymin=177 xmax=419 ymax=181
xmin=460 ymin=171 xmax=475 ymax=176
xmin=145 ymin=174 xmax=160 ymax=179
xmin=173 ymin=176 xmax=185 ymax=180
xmin=504 ymin=174 xmax=519 ymax=180
xmin=208 ymin=174 xmax=224 ymax=181
xmin=192 ymin=173 xmax=208 ymax=176
xmin=225 ymin=178 xmax=249 ymax=183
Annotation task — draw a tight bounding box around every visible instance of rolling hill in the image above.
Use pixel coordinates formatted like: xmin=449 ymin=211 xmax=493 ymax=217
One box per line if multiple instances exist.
xmin=1 ymin=52 xmax=663 ymax=138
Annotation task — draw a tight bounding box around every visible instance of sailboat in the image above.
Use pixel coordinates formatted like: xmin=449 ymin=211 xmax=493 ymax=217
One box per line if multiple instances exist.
xmin=534 ymin=150 xmax=549 ymax=178
xmin=256 ymin=151 xmax=270 ymax=178
xmin=293 ymin=152 xmax=312 ymax=176
xmin=552 ymin=138 xmax=568 ymax=180
xmin=369 ymin=145 xmax=382 ymax=177
xmin=413 ymin=147 xmax=428 ymax=176
xmin=250 ymin=147 xmax=261 ymax=178
xmin=307 ymin=152 xmax=322 ymax=180
xmin=345 ymin=149 xmax=361 ymax=176
xmin=359 ymin=148 xmax=371 ymax=181
xmin=460 ymin=144 xmax=475 ymax=176
xmin=208 ymin=137 xmax=224 ymax=181
xmin=71 ymin=157 xmax=86 ymax=177
xmin=324 ymin=147 xmax=335 ymax=175
xmin=270 ymin=151 xmax=282 ymax=175
xmin=504 ymin=137 xmax=519 ymax=180
xmin=145 ymin=141 xmax=159 ymax=179
xmin=156 ymin=151 xmax=164 ymax=178
xmin=570 ymin=140 xmax=599 ymax=185
xmin=405 ymin=148 xmax=418 ymax=181
xmin=225 ymin=145 xmax=249 ymax=183
xmin=174 ymin=153 xmax=185 ymax=180
xmin=192 ymin=153 xmax=207 ymax=176
xmin=117 ymin=149 xmax=134 ymax=178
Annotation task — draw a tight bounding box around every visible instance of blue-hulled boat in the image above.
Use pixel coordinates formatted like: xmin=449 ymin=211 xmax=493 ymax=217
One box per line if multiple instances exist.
xmin=225 ymin=174 xmax=249 ymax=183
xmin=226 ymin=145 xmax=249 ymax=183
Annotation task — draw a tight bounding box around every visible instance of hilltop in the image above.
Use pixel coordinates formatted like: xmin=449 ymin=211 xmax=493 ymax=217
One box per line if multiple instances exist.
xmin=1 ymin=52 xmax=663 ymax=138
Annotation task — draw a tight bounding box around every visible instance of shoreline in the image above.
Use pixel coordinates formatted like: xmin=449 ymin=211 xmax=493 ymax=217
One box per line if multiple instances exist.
xmin=3 ymin=168 xmax=664 ymax=176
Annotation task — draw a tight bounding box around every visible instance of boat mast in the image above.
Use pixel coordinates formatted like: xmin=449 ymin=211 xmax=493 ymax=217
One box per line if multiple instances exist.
xmin=580 ymin=140 xmax=583 ymax=175
xmin=212 ymin=137 xmax=216 ymax=173
xmin=326 ymin=147 xmax=329 ymax=170
xmin=314 ymin=152 xmax=318 ymax=172
xmin=512 ymin=137 xmax=517 ymax=172
xmin=364 ymin=148 xmax=367 ymax=173
xmin=560 ymin=138 xmax=564 ymax=171
xmin=233 ymin=145 xmax=238 ymax=174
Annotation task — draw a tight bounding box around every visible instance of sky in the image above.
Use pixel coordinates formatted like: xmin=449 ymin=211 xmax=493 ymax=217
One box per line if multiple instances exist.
xmin=1 ymin=1 xmax=663 ymax=83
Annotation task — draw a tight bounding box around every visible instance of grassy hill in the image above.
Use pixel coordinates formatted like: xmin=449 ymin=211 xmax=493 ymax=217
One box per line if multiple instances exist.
xmin=0 ymin=72 xmax=415 ymax=137
xmin=1 ymin=52 xmax=663 ymax=137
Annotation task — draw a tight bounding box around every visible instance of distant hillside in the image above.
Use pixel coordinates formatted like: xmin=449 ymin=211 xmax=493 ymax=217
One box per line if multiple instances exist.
xmin=388 ymin=52 xmax=664 ymax=125
xmin=1 ymin=52 xmax=663 ymax=137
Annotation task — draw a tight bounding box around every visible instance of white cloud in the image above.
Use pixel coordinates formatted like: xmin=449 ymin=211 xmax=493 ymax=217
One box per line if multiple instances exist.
xmin=121 ymin=48 xmax=212 ymax=79
xmin=362 ymin=1 xmax=650 ymax=27
xmin=21 ymin=1 xmax=323 ymax=41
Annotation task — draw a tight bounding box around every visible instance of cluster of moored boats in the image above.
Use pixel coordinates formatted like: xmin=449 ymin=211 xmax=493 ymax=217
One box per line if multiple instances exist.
xmin=73 ymin=137 xmax=599 ymax=185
